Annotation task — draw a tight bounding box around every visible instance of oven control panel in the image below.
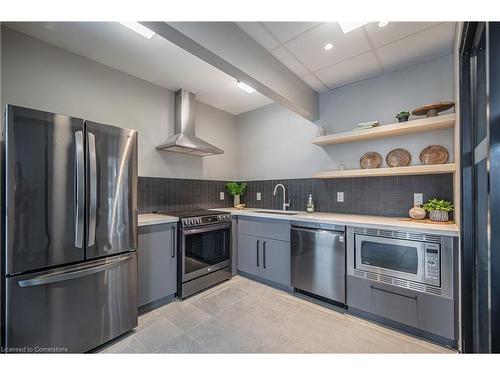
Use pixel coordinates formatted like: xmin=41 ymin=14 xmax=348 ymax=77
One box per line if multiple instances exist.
xmin=424 ymin=243 xmax=440 ymax=282
xmin=181 ymin=214 xmax=231 ymax=227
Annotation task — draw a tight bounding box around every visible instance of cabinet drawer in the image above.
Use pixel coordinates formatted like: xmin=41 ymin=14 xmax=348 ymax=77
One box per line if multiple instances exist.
xmin=347 ymin=275 xmax=454 ymax=340
xmin=238 ymin=217 xmax=290 ymax=242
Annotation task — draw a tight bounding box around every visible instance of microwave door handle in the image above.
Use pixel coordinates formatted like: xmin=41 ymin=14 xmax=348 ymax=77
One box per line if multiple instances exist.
xmin=74 ymin=131 xmax=84 ymax=248
xmin=87 ymin=132 xmax=97 ymax=247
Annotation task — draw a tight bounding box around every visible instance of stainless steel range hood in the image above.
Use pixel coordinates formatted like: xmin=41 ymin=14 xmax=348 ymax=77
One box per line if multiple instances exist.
xmin=156 ymin=89 xmax=224 ymax=156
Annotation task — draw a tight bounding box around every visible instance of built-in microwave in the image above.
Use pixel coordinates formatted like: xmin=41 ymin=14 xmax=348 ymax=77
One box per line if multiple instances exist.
xmin=354 ymin=234 xmax=440 ymax=287
xmin=347 ymin=227 xmax=455 ymax=299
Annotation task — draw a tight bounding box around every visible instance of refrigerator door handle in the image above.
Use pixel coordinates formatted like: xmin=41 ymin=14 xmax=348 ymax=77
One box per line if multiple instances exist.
xmin=74 ymin=131 xmax=84 ymax=248
xmin=88 ymin=132 xmax=97 ymax=247
xmin=18 ymin=253 xmax=134 ymax=287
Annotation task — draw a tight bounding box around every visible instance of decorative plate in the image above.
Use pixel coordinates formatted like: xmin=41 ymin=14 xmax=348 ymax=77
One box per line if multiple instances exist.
xmin=360 ymin=152 xmax=383 ymax=169
xmin=420 ymin=145 xmax=449 ymax=165
xmin=386 ymin=148 xmax=411 ymax=167
xmin=412 ymin=102 xmax=455 ymax=117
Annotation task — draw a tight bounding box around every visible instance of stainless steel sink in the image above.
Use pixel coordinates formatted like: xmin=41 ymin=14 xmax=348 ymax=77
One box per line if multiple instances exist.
xmin=252 ymin=210 xmax=300 ymax=216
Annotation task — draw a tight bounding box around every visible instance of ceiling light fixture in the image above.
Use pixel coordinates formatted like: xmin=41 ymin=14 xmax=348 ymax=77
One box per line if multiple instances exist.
xmin=237 ymin=81 xmax=256 ymax=93
xmin=338 ymin=21 xmax=368 ymax=34
xmin=324 ymin=43 xmax=333 ymax=51
xmin=378 ymin=21 xmax=390 ymax=28
xmin=119 ymin=22 xmax=155 ymax=39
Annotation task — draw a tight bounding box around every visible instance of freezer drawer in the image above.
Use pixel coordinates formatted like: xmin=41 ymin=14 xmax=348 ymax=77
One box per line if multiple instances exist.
xmin=5 ymin=252 xmax=138 ymax=353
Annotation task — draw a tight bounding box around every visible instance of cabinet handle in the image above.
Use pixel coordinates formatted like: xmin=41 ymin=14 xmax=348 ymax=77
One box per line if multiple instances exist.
xmin=370 ymin=285 xmax=417 ymax=301
xmin=171 ymin=226 xmax=176 ymax=258
xmin=263 ymin=241 xmax=266 ymax=269
xmin=256 ymin=240 xmax=260 ymax=267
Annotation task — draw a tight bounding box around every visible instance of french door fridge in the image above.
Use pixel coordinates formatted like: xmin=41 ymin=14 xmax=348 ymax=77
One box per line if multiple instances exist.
xmin=2 ymin=105 xmax=138 ymax=353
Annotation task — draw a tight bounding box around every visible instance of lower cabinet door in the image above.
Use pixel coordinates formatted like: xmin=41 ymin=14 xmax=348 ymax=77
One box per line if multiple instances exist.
xmin=138 ymin=224 xmax=177 ymax=307
xmin=237 ymin=233 xmax=261 ymax=278
xmin=261 ymin=239 xmax=291 ymax=287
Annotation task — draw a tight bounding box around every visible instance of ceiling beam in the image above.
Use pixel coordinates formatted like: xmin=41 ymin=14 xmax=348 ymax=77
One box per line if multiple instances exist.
xmin=141 ymin=22 xmax=319 ymax=121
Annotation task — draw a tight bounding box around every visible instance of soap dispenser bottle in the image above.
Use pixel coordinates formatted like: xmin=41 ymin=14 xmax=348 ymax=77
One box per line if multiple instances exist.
xmin=306 ymin=194 xmax=314 ymax=213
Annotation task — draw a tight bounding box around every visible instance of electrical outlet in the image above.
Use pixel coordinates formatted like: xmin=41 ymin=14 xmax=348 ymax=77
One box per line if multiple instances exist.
xmin=219 ymin=192 xmax=225 ymax=200
xmin=256 ymin=192 xmax=261 ymax=201
xmin=337 ymin=192 xmax=344 ymax=202
xmin=414 ymin=193 xmax=423 ymax=205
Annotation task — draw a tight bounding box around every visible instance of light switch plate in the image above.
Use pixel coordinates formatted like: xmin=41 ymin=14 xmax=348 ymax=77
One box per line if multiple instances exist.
xmin=256 ymin=192 xmax=261 ymax=201
xmin=220 ymin=192 xmax=225 ymax=200
xmin=414 ymin=193 xmax=423 ymax=205
xmin=337 ymin=192 xmax=344 ymax=202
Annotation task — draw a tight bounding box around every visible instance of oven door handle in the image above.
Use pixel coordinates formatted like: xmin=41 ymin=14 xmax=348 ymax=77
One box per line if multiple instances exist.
xmin=370 ymin=285 xmax=418 ymax=301
xmin=181 ymin=222 xmax=231 ymax=235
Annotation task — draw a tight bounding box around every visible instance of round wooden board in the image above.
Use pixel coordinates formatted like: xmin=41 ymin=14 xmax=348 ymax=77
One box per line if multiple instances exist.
xmin=360 ymin=152 xmax=383 ymax=169
xmin=412 ymin=102 xmax=455 ymax=117
xmin=386 ymin=148 xmax=411 ymax=167
xmin=420 ymin=145 xmax=449 ymax=165
xmin=399 ymin=218 xmax=456 ymax=225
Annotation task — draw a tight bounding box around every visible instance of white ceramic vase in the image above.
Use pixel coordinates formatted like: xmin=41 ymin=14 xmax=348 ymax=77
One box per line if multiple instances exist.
xmin=233 ymin=194 xmax=240 ymax=207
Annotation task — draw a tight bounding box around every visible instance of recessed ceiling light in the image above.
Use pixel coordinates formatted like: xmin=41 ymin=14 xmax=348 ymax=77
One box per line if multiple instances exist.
xmin=324 ymin=43 xmax=334 ymax=51
xmin=338 ymin=21 xmax=368 ymax=34
xmin=237 ymin=81 xmax=255 ymax=93
xmin=119 ymin=22 xmax=155 ymax=39
xmin=378 ymin=21 xmax=390 ymax=28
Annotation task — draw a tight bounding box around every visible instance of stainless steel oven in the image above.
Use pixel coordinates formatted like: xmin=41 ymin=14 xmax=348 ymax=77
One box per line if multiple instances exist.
xmin=347 ymin=226 xmax=454 ymax=299
xmin=181 ymin=221 xmax=232 ymax=283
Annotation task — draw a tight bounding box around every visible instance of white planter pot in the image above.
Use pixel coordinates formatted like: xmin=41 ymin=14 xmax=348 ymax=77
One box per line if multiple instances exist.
xmin=429 ymin=210 xmax=449 ymax=222
xmin=233 ymin=194 xmax=240 ymax=207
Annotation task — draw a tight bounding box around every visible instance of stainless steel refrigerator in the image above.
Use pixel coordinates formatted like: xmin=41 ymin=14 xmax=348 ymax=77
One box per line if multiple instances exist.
xmin=2 ymin=105 xmax=138 ymax=353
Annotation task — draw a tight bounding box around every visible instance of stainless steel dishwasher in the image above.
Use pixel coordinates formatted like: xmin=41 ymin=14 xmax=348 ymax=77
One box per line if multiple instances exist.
xmin=291 ymin=221 xmax=346 ymax=304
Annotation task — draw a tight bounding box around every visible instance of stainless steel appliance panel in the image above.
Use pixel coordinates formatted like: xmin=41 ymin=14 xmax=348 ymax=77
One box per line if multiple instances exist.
xmin=5 ymin=105 xmax=85 ymax=274
xmin=84 ymin=121 xmax=137 ymax=259
xmin=181 ymin=222 xmax=231 ymax=282
xmin=5 ymin=252 xmax=138 ymax=353
xmin=291 ymin=224 xmax=346 ymax=303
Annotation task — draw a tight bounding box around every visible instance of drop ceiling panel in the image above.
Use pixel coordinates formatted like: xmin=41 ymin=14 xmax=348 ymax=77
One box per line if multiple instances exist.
xmin=376 ymin=23 xmax=455 ymax=72
xmin=236 ymin=22 xmax=280 ymax=50
xmin=315 ymin=51 xmax=383 ymax=89
xmin=284 ymin=22 xmax=372 ymax=72
xmin=5 ymin=22 xmax=273 ymax=115
xmin=263 ymin=22 xmax=320 ymax=43
xmin=301 ymin=74 xmax=328 ymax=93
xmin=271 ymin=46 xmax=310 ymax=76
xmin=364 ymin=22 xmax=439 ymax=48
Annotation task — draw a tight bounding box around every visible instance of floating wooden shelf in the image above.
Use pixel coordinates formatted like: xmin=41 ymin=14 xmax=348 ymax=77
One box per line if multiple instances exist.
xmin=312 ymin=113 xmax=456 ymax=146
xmin=312 ymin=163 xmax=457 ymax=179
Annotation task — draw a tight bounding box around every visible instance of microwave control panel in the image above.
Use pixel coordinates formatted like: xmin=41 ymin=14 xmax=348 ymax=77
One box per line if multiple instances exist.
xmin=424 ymin=243 xmax=440 ymax=282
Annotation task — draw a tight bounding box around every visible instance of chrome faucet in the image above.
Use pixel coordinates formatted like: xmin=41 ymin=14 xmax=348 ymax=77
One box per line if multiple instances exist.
xmin=273 ymin=183 xmax=290 ymax=211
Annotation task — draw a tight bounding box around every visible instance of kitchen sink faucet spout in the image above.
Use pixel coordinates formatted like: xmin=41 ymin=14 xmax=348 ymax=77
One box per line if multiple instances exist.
xmin=273 ymin=183 xmax=290 ymax=211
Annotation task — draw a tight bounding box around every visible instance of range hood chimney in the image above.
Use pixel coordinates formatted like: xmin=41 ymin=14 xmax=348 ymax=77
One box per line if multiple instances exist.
xmin=156 ymin=89 xmax=224 ymax=156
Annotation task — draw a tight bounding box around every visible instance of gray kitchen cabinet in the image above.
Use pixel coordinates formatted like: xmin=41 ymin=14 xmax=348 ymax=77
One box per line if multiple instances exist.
xmin=138 ymin=223 xmax=177 ymax=309
xmin=237 ymin=223 xmax=291 ymax=288
xmin=237 ymin=233 xmax=261 ymax=278
xmin=261 ymin=238 xmax=290 ymax=286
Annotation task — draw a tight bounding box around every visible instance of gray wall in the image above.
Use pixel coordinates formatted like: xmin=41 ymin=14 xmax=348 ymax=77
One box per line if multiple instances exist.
xmin=236 ymin=54 xmax=455 ymax=180
xmin=0 ymin=27 xmax=238 ymax=181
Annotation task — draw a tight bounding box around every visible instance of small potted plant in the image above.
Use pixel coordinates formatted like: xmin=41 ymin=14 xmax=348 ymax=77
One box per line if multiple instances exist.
xmin=226 ymin=182 xmax=247 ymax=208
xmin=423 ymin=199 xmax=454 ymax=222
xmin=395 ymin=111 xmax=411 ymax=122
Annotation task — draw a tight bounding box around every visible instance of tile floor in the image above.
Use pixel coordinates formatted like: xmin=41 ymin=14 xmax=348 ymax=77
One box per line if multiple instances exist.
xmin=100 ymin=276 xmax=454 ymax=354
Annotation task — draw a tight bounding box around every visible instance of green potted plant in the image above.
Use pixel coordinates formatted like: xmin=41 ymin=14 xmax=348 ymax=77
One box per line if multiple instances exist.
xmin=423 ymin=199 xmax=454 ymax=222
xmin=395 ymin=111 xmax=411 ymax=122
xmin=226 ymin=182 xmax=247 ymax=208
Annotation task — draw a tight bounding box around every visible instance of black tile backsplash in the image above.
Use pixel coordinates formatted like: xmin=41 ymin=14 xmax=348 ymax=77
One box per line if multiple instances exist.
xmin=138 ymin=174 xmax=454 ymax=218
xmin=138 ymin=177 xmax=233 ymax=213
xmin=242 ymin=174 xmax=454 ymax=218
